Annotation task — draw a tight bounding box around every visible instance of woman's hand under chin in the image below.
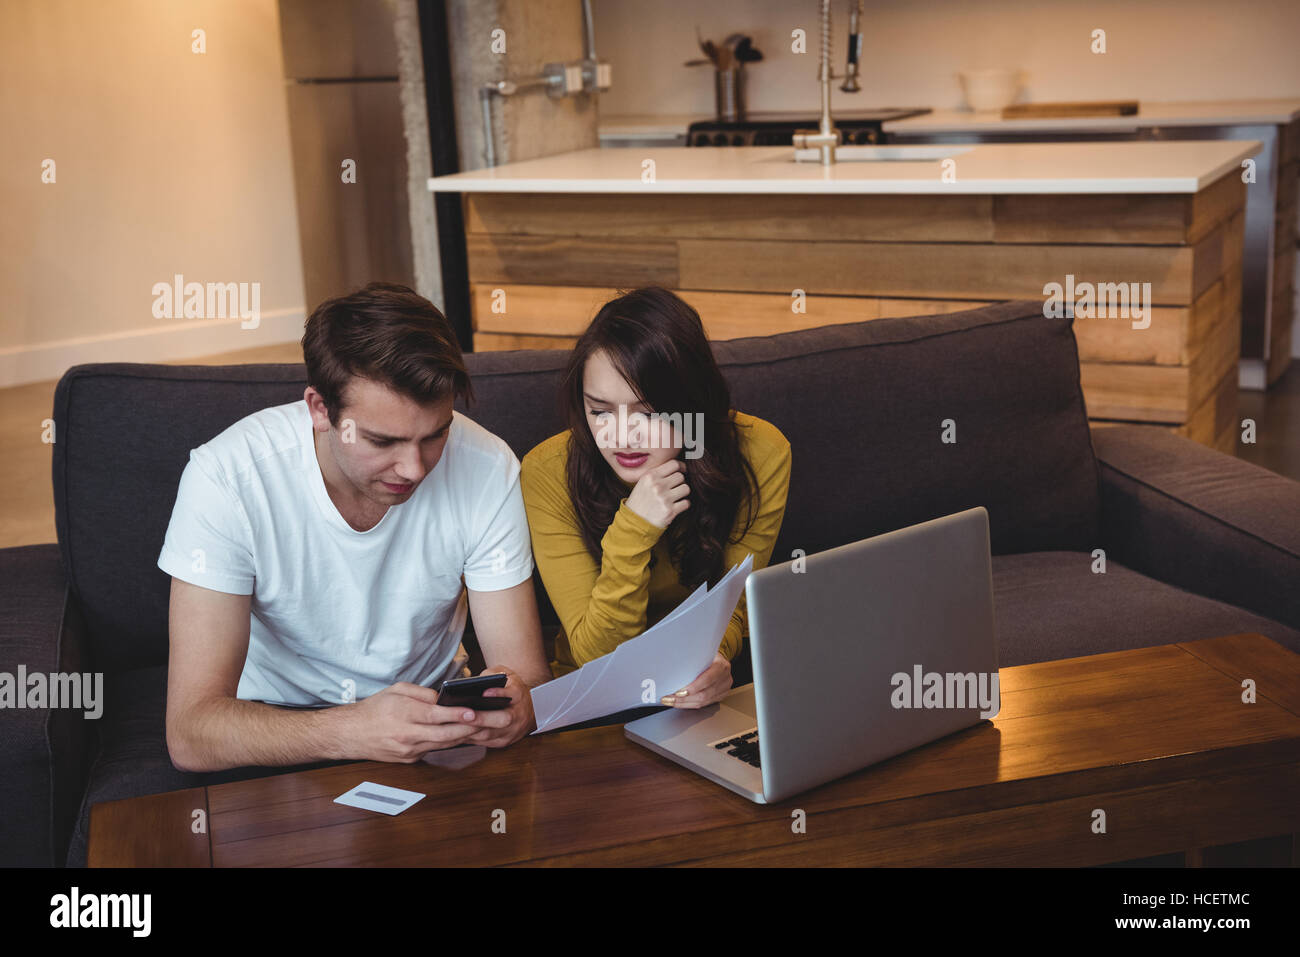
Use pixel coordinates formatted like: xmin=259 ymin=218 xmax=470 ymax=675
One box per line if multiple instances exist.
xmin=661 ymin=652 xmax=733 ymax=708
xmin=626 ymin=458 xmax=690 ymax=529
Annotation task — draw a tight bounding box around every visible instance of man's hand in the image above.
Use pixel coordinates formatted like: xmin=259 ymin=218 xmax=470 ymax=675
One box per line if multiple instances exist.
xmin=339 ymin=682 xmax=483 ymax=763
xmin=464 ymin=666 xmax=536 ymax=748
xmin=661 ymin=653 xmax=733 ymax=709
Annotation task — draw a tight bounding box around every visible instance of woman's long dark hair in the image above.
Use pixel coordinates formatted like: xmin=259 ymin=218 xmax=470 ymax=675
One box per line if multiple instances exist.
xmin=562 ymin=286 xmax=759 ymax=589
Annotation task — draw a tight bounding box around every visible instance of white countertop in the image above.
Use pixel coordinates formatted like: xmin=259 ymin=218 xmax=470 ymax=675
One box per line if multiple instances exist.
xmin=883 ymin=98 xmax=1300 ymax=134
xmin=428 ymin=140 xmax=1260 ymax=195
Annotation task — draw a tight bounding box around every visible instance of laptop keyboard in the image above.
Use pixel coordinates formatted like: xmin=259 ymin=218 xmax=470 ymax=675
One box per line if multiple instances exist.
xmin=710 ymin=727 xmax=761 ymax=768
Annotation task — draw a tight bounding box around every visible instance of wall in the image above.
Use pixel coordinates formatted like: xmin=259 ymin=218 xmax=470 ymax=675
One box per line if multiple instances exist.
xmin=591 ymin=0 xmax=1300 ymax=116
xmin=0 ymin=0 xmax=306 ymax=387
xmin=447 ymin=0 xmax=599 ymax=170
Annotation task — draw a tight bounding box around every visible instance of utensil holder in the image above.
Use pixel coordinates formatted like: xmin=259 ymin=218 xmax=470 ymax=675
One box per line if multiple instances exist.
xmin=714 ymin=66 xmax=746 ymax=122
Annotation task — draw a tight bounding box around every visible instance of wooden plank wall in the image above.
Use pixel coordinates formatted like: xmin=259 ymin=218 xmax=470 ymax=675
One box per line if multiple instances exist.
xmin=463 ymin=172 xmax=1249 ymax=452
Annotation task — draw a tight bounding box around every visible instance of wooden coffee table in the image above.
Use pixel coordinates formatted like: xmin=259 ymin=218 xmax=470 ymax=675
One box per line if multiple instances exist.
xmin=88 ymin=633 xmax=1300 ymax=866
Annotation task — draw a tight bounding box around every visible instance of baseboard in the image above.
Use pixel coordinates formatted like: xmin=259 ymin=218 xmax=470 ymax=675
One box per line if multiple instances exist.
xmin=0 ymin=307 xmax=306 ymax=389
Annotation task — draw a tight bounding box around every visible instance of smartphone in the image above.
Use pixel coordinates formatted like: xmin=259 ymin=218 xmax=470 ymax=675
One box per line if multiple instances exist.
xmin=437 ymin=673 xmax=512 ymax=710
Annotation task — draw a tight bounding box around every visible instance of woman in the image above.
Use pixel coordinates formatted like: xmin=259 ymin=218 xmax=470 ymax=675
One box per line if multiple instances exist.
xmin=520 ymin=286 xmax=791 ymax=708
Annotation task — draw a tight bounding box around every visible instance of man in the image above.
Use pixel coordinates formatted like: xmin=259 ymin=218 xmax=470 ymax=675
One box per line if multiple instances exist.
xmin=159 ymin=282 xmax=551 ymax=773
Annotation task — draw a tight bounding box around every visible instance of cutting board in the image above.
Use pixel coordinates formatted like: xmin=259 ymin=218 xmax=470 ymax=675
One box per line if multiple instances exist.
xmin=1001 ymin=100 xmax=1139 ymax=119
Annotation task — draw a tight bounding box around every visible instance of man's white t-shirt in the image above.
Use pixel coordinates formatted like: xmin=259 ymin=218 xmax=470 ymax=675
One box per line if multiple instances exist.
xmin=156 ymin=399 xmax=533 ymax=706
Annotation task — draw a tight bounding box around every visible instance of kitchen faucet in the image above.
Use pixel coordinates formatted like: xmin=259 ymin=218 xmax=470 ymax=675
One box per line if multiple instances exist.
xmin=793 ymin=0 xmax=864 ymax=166
xmin=841 ymin=0 xmax=864 ymax=93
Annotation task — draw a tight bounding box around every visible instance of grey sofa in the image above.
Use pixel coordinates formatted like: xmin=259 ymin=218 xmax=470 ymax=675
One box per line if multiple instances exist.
xmin=4 ymin=299 xmax=1298 ymax=867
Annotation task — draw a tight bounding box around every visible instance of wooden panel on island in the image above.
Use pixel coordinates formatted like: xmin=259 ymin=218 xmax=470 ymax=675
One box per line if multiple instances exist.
xmin=1267 ymin=118 xmax=1300 ymax=384
xmin=463 ymin=172 xmax=1247 ymax=452
xmin=1269 ymin=135 xmax=1298 ymax=386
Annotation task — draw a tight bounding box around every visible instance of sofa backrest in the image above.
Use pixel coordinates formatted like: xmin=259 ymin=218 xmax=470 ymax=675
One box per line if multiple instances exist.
xmin=714 ymin=300 xmax=1100 ymax=561
xmin=53 ymin=299 xmax=1098 ymax=671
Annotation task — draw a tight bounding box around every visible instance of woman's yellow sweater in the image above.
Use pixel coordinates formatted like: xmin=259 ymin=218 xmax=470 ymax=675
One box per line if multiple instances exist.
xmin=520 ymin=412 xmax=792 ymax=678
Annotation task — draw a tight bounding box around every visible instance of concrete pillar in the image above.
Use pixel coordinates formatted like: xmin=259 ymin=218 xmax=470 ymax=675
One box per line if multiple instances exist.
xmin=446 ymin=0 xmax=599 ymax=169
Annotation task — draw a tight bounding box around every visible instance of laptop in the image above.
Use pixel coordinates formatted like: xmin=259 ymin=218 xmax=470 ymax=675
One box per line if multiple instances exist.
xmin=624 ymin=506 xmax=999 ymax=803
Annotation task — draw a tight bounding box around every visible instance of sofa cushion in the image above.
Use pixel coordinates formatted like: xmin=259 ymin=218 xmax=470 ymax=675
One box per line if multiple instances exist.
xmin=53 ymin=364 xmax=309 ymax=671
xmin=713 ymin=300 xmax=1099 ymax=559
xmin=991 ymin=552 xmax=1300 ymax=667
xmin=66 ymin=664 xmax=355 ymax=867
xmin=1094 ymin=425 xmax=1300 ymax=632
xmin=449 ymin=299 xmax=1101 ymax=561
xmin=0 ymin=544 xmax=69 ymax=866
xmin=52 ymin=357 xmax=574 ymax=669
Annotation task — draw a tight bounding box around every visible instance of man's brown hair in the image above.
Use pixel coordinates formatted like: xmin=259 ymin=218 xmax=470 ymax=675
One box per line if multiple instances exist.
xmin=301 ymin=281 xmax=472 ymax=425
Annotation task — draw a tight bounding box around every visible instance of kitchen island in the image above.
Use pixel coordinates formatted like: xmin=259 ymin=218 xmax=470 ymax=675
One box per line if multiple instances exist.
xmin=429 ymin=140 xmax=1258 ymax=451
xmin=882 ymin=101 xmax=1300 ymax=389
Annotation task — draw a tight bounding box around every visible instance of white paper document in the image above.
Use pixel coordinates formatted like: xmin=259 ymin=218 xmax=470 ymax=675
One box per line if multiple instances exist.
xmin=531 ymin=554 xmax=753 ymax=733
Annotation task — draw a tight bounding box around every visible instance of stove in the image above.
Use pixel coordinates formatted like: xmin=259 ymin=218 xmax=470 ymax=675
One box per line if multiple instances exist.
xmin=686 ymin=108 xmax=930 ymax=147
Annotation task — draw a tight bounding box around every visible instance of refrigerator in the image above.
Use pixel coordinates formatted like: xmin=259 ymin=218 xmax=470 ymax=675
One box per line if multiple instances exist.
xmin=278 ymin=0 xmax=415 ymax=311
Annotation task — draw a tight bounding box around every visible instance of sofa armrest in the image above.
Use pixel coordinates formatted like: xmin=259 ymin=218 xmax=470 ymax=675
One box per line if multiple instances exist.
xmin=1093 ymin=426 xmax=1300 ymax=631
xmin=0 ymin=544 xmax=93 ymax=867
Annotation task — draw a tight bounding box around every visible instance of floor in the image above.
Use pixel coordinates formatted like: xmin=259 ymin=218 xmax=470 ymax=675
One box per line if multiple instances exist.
xmin=1237 ymin=364 xmax=1300 ymax=479
xmin=1 ymin=350 xmax=1297 ymax=550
